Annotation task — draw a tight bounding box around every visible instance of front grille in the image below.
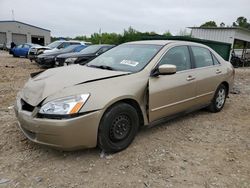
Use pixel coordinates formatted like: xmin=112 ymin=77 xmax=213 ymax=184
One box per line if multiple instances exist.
xmin=29 ymin=52 xmax=35 ymax=55
xmin=21 ymin=99 xmax=35 ymax=112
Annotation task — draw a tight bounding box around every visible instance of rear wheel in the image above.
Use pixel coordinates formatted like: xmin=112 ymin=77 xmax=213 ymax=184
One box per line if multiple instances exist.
xmin=98 ymin=103 xmax=139 ymax=153
xmin=208 ymin=84 xmax=227 ymax=113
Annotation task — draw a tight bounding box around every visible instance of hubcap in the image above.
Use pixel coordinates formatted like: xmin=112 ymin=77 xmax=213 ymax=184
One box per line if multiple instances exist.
xmin=216 ymin=88 xmax=226 ymax=109
xmin=110 ymin=114 xmax=131 ymax=142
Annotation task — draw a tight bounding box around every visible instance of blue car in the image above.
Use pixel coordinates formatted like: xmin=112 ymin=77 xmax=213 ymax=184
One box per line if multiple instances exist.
xmin=12 ymin=43 xmax=40 ymax=58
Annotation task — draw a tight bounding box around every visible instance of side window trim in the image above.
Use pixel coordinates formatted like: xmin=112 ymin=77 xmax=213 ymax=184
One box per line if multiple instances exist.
xmin=211 ymin=52 xmax=221 ymax=65
xmin=187 ymin=45 xmax=195 ymax=69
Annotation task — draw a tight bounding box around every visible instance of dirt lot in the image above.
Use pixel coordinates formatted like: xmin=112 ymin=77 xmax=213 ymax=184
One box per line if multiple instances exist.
xmin=0 ymin=50 xmax=249 ymax=188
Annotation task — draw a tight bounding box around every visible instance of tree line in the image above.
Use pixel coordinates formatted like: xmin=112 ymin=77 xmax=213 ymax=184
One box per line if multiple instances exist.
xmin=52 ymin=16 xmax=249 ymax=44
xmin=51 ymin=27 xmax=177 ymax=44
xmin=200 ymin=16 xmax=250 ymax=29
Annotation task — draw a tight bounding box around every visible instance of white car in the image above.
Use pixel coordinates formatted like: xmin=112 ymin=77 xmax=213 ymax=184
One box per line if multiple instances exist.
xmin=28 ymin=40 xmax=90 ymax=61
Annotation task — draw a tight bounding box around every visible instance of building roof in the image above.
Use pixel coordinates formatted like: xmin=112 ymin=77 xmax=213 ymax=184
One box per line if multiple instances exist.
xmin=188 ymin=27 xmax=250 ymax=34
xmin=0 ymin=20 xmax=50 ymax=32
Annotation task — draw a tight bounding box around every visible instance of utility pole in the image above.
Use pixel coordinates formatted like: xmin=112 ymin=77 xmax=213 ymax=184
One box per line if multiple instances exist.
xmin=11 ymin=9 xmax=15 ymax=21
xmin=99 ymin=28 xmax=102 ymax=44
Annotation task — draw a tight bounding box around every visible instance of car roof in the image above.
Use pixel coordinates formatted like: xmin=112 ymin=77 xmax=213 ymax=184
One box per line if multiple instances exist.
xmin=88 ymin=44 xmax=115 ymax=47
xmin=125 ymin=40 xmax=208 ymax=47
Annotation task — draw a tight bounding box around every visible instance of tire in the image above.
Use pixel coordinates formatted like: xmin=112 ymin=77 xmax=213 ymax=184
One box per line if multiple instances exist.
xmin=208 ymin=84 xmax=227 ymax=113
xmin=98 ymin=103 xmax=139 ymax=153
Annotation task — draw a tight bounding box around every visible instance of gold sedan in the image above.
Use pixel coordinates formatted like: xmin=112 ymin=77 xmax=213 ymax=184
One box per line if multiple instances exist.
xmin=15 ymin=40 xmax=234 ymax=152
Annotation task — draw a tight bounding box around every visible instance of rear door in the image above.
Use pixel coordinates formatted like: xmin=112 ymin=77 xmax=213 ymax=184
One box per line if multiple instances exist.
xmin=20 ymin=44 xmax=30 ymax=56
xmin=14 ymin=44 xmax=23 ymax=56
xmin=190 ymin=46 xmax=223 ymax=105
xmin=149 ymin=45 xmax=197 ymax=122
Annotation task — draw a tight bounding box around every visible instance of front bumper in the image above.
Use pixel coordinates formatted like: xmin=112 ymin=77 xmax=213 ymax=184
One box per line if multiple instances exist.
xmin=14 ymin=98 xmax=101 ymax=150
xmin=36 ymin=58 xmax=55 ymax=68
xmin=55 ymin=57 xmax=66 ymax=67
xmin=28 ymin=54 xmax=37 ymax=61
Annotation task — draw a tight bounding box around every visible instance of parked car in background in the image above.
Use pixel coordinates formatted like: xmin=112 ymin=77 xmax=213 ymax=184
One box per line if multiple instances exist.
xmin=55 ymin=44 xmax=115 ymax=66
xmin=28 ymin=40 xmax=90 ymax=61
xmin=15 ymin=40 xmax=234 ymax=152
xmin=36 ymin=44 xmax=87 ymax=68
xmin=12 ymin=43 xmax=41 ymax=58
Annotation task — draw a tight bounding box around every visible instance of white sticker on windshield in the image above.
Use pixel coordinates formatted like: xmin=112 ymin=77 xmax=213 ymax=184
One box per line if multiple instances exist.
xmin=120 ymin=60 xmax=139 ymax=67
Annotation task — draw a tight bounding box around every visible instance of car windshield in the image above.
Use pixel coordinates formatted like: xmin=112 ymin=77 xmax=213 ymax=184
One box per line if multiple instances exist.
xmin=74 ymin=45 xmax=86 ymax=52
xmin=80 ymin=45 xmax=102 ymax=54
xmin=87 ymin=44 xmax=162 ymax=72
xmin=60 ymin=45 xmax=80 ymax=53
xmin=47 ymin=41 xmax=64 ymax=48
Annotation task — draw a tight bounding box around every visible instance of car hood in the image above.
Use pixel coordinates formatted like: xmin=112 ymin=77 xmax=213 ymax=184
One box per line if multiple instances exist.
xmin=43 ymin=48 xmax=59 ymax=53
xmin=38 ymin=50 xmax=66 ymax=58
xmin=31 ymin=46 xmax=51 ymax=50
xmin=20 ymin=65 xmax=129 ymax=106
xmin=57 ymin=52 xmax=95 ymax=59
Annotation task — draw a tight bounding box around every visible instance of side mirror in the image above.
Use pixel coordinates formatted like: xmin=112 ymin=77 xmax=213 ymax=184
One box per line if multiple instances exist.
xmin=151 ymin=64 xmax=176 ymax=76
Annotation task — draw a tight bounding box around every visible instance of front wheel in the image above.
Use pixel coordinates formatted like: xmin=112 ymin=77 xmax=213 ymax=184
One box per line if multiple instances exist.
xmin=208 ymin=84 xmax=227 ymax=113
xmin=98 ymin=103 xmax=139 ymax=153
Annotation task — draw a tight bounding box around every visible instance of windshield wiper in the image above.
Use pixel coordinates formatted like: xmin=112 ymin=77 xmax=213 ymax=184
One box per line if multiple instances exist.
xmin=87 ymin=64 xmax=115 ymax=71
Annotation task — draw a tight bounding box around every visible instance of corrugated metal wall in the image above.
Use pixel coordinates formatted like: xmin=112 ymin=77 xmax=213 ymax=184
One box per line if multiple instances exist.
xmin=191 ymin=29 xmax=235 ymax=44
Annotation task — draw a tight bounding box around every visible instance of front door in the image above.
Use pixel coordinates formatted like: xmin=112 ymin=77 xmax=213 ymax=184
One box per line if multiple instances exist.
xmin=149 ymin=45 xmax=197 ymax=122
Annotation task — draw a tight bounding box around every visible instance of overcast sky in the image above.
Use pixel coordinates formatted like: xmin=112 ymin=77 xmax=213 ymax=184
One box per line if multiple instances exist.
xmin=0 ymin=0 xmax=249 ymax=37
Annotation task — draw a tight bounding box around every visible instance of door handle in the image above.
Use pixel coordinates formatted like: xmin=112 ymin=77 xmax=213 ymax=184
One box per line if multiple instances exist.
xmin=216 ymin=69 xmax=222 ymax=74
xmin=186 ymin=75 xmax=196 ymax=81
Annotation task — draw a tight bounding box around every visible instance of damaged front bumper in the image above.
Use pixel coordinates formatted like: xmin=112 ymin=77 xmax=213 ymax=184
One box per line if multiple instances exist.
xmin=14 ymin=97 xmax=101 ymax=151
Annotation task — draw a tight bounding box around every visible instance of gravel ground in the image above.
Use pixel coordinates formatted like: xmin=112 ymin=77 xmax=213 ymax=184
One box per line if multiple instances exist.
xmin=0 ymin=50 xmax=249 ymax=188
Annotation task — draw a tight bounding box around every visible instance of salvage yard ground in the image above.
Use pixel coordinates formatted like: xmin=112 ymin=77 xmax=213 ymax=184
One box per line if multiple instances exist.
xmin=0 ymin=50 xmax=250 ymax=188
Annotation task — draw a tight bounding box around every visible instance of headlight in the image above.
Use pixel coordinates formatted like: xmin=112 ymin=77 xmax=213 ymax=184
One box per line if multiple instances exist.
xmin=39 ymin=94 xmax=90 ymax=115
xmin=65 ymin=57 xmax=77 ymax=64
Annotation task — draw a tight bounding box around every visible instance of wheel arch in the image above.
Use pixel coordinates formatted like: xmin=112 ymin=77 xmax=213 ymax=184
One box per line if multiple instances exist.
xmin=102 ymin=98 xmax=145 ymax=127
xmin=221 ymin=81 xmax=229 ymax=96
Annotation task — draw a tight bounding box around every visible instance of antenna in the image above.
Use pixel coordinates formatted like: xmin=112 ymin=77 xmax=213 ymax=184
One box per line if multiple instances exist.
xmin=11 ymin=10 xmax=15 ymax=21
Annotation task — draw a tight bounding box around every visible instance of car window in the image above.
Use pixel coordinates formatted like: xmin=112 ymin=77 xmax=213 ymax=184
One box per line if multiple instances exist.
xmin=158 ymin=46 xmax=191 ymax=72
xmin=212 ymin=54 xmax=220 ymax=65
xmin=70 ymin=42 xmax=80 ymax=45
xmin=191 ymin=46 xmax=214 ymax=68
xmin=23 ymin=44 xmax=30 ymax=48
xmin=80 ymin=45 xmax=102 ymax=54
xmin=47 ymin=41 xmax=63 ymax=48
xmin=98 ymin=47 xmax=111 ymax=54
xmin=58 ymin=42 xmax=70 ymax=49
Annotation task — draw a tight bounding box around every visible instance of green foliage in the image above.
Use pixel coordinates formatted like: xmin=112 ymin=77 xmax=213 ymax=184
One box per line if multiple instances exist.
xmin=200 ymin=21 xmax=217 ymax=27
xmin=163 ymin=30 xmax=172 ymax=36
xmin=233 ymin=16 xmax=250 ymax=29
xmin=71 ymin=26 xmax=169 ymax=45
xmin=220 ymin=22 xmax=225 ymax=27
